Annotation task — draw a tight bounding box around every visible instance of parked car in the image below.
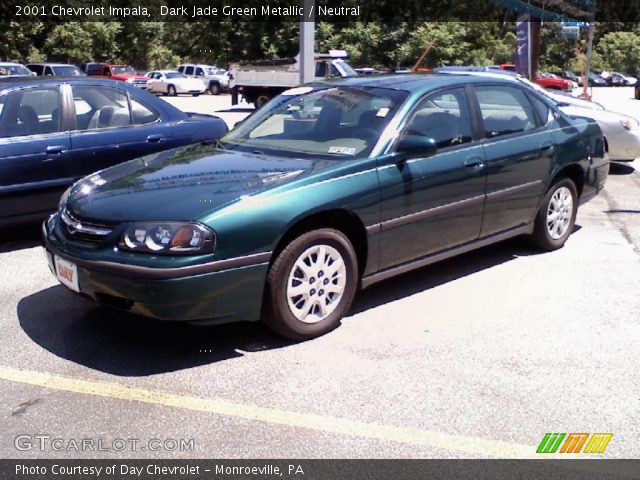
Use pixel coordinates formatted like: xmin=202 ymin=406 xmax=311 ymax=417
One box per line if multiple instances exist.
xmin=535 ymin=72 xmax=574 ymax=91
xmin=145 ymin=70 xmax=206 ymax=96
xmin=354 ymin=67 xmax=386 ymax=75
xmin=600 ymin=71 xmax=637 ymax=86
xmin=0 ymin=62 xmax=35 ymax=77
xmin=585 ymin=72 xmax=609 ymax=87
xmin=0 ymin=77 xmax=227 ymax=227
xmin=177 ymin=64 xmax=229 ymax=95
xmin=83 ymin=63 xmax=148 ymax=89
xmin=26 ymin=63 xmax=85 ymax=77
xmin=42 ymin=74 xmax=608 ymax=340
xmin=553 ymin=71 xmax=582 ymax=86
xmin=543 ymin=91 xmax=640 ymax=162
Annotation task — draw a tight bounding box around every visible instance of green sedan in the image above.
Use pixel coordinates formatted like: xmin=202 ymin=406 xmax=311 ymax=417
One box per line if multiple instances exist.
xmin=42 ymin=74 xmax=609 ymax=340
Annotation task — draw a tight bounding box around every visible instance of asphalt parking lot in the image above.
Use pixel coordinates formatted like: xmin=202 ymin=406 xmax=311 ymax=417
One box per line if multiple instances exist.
xmin=1 ymin=87 xmax=639 ymax=459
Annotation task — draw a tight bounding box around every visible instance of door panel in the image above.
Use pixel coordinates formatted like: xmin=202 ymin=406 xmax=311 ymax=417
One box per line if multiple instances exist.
xmin=0 ymin=86 xmax=72 ymax=223
xmin=68 ymin=85 xmax=175 ymax=178
xmin=376 ymin=88 xmax=487 ymax=270
xmin=474 ymin=85 xmax=551 ymax=236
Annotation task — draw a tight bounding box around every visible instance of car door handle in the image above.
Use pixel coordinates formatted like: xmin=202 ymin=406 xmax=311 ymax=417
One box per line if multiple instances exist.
xmin=464 ymin=157 xmax=485 ymax=169
xmin=146 ymin=134 xmax=164 ymax=143
xmin=45 ymin=145 xmax=65 ymax=155
xmin=540 ymin=142 xmax=555 ymax=156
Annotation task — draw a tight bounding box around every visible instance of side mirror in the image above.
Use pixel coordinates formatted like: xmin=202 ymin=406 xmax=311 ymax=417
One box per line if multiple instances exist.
xmin=395 ymin=135 xmax=437 ymax=159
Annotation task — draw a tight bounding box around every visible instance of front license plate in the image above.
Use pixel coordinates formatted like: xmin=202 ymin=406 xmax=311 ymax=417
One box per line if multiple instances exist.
xmin=54 ymin=255 xmax=79 ymax=292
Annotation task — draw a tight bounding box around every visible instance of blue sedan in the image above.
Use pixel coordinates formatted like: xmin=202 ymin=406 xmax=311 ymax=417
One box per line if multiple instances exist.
xmin=0 ymin=77 xmax=227 ymax=227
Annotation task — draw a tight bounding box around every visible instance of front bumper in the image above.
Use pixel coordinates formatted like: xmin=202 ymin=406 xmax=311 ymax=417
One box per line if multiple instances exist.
xmin=42 ymin=215 xmax=270 ymax=324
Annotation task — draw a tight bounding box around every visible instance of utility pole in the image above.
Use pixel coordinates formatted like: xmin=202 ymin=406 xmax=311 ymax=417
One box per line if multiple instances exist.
xmin=582 ymin=0 xmax=596 ymax=100
xmin=299 ymin=0 xmax=315 ymax=85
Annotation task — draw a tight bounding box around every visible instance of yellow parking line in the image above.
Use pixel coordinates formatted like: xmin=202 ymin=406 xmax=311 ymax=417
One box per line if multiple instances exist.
xmin=0 ymin=365 xmax=572 ymax=459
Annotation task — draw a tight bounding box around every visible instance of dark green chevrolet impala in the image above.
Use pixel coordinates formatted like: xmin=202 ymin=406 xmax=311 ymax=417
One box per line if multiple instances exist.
xmin=42 ymin=74 xmax=609 ymax=339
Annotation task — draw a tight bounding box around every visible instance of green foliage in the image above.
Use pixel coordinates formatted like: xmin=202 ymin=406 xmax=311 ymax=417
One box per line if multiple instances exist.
xmin=0 ymin=18 xmax=635 ymax=77
xmin=44 ymin=22 xmax=94 ymax=62
xmin=595 ymin=31 xmax=640 ymax=76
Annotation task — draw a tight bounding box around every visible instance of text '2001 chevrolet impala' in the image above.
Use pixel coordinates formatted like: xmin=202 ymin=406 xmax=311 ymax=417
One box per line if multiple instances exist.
xmin=43 ymin=74 xmax=609 ymax=340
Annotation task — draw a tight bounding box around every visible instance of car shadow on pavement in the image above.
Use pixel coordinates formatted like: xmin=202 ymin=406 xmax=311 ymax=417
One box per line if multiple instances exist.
xmin=17 ymin=286 xmax=293 ymax=377
xmin=609 ymin=162 xmax=636 ymax=175
xmin=350 ymin=237 xmax=543 ymax=316
xmin=16 ymin=234 xmax=556 ymax=376
xmin=0 ymin=224 xmax=42 ymax=253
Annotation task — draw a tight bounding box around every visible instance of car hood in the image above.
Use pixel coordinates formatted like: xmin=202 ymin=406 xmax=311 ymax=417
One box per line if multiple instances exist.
xmin=65 ymin=144 xmax=331 ymax=224
xmin=560 ymin=104 xmax=637 ymax=125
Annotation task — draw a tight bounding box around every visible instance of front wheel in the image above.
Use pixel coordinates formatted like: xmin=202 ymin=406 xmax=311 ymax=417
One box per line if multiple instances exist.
xmin=530 ymin=178 xmax=578 ymax=250
xmin=209 ymin=82 xmax=221 ymax=95
xmin=167 ymin=85 xmax=177 ymax=96
xmin=263 ymin=229 xmax=358 ymax=340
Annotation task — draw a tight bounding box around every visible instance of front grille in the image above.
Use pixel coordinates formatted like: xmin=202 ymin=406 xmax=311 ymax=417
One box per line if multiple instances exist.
xmin=60 ymin=208 xmax=114 ymax=244
xmin=133 ymin=79 xmax=148 ymax=88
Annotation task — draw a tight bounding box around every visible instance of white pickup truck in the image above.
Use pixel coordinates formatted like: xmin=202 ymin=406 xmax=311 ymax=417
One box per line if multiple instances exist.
xmin=229 ymin=50 xmax=357 ymax=108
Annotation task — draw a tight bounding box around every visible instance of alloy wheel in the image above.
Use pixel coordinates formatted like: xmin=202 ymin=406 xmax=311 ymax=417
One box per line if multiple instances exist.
xmin=546 ymin=186 xmax=573 ymax=240
xmin=286 ymin=244 xmax=346 ymax=324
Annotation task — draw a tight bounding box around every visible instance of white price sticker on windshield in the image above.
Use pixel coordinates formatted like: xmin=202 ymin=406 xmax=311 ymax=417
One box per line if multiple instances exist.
xmin=328 ymin=146 xmax=356 ymax=155
xmin=376 ymin=107 xmax=390 ymax=117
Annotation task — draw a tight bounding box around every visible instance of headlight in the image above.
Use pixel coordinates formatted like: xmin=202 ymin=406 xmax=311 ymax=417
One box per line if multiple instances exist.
xmin=119 ymin=222 xmax=216 ymax=255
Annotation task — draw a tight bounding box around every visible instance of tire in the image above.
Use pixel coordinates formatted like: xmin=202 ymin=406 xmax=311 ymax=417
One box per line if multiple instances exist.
xmin=263 ymin=229 xmax=358 ymax=340
xmin=530 ymin=177 xmax=578 ymax=251
xmin=209 ymin=82 xmax=221 ymax=95
xmin=192 ymin=93 xmax=200 ymax=97
xmin=255 ymin=93 xmax=270 ymax=109
xmin=167 ymin=85 xmax=177 ymax=96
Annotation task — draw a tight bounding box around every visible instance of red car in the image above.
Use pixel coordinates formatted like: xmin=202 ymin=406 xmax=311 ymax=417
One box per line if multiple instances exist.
xmin=499 ymin=64 xmax=573 ymax=92
xmin=535 ymin=73 xmax=573 ymax=91
xmin=83 ymin=63 xmax=148 ymax=89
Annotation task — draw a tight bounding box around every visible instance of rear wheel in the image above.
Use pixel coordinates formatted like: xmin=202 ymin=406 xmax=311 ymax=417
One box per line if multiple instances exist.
xmin=263 ymin=229 xmax=358 ymax=340
xmin=255 ymin=93 xmax=270 ymax=109
xmin=167 ymin=85 xmax=177 ymax=96
xmin=530 ymin=178 xmax=578 ymax=250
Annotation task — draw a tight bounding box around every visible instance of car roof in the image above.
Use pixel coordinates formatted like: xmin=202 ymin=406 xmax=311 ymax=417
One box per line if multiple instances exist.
xmin=27 ymin=63 xmax=78 ymax=67
xmin=0 ymin=62 xmax=25 ymax=66
xmin=181 ymin=64 xmax=221 ymax=68
xmin=317 ymin=73 xmax=523 ymax=95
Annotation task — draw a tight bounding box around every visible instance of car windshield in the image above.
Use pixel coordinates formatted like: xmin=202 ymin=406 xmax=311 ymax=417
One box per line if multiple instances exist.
xmin=0 ymin=64 xmax=31 ymax=76
xmin=55 ymin=66 xmax=84 ymax=76
xmin=336 ymin=60 xmax=358 ymax=77
xmin=222 ymin=86 xmax=408 ymax=159
xmin=112 ymin=66 xmax=136 ymax=75
xmin=165 ymin=72 xmax=186 ymax=79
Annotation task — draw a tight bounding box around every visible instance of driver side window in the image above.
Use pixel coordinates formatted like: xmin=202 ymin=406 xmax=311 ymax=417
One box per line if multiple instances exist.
xmin=403 ymin=88 xmax=473 ymax=149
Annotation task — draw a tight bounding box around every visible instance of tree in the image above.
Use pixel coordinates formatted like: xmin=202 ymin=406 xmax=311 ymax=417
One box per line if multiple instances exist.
xmin=595 ymin=31 xmax=640 ymax=75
